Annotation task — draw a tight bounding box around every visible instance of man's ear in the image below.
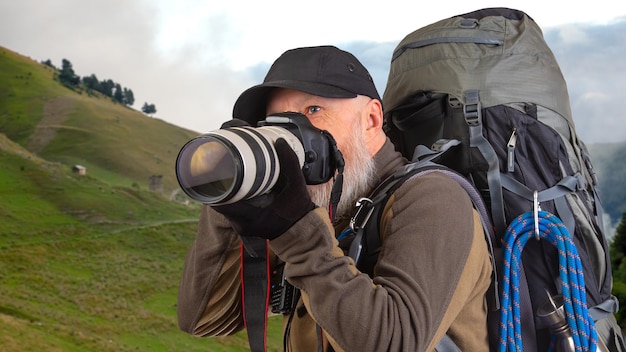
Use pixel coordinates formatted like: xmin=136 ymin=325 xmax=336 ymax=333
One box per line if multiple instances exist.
xmin=365 ymin=99 xmax=384 ymax=131
xmin=363 ymin=99 xmax=386 ymax=154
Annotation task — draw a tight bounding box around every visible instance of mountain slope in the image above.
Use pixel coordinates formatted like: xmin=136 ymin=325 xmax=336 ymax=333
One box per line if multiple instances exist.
xmin=0 ymin=46 xmax=199 ymax=194
xmin=0 ymin=132 xmax=199 ymax=234
xmin=0 ymin=136 xmax=282 ymax=350
xmin=0 ymin=46 xmax=286 ymax=351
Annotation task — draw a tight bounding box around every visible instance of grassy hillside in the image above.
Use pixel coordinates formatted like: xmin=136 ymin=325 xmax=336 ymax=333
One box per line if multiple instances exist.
xmin=0 ymin=47 xmax=198 ymax=194
xmin=0 ymin=134 xmax=283 ymax=351
xmin=0 ymin=133 xmax=196 ymax=234
xmin=0 ymin=47 xmax=284 ymax=351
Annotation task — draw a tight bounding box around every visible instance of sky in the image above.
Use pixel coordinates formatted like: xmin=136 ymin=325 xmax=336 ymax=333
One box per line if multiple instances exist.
xmin=1 ymin=0 xmax=625 ymax=143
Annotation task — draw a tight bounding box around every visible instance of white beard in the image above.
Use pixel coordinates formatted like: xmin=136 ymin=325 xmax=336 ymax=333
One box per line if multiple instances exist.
xmin=307 ymin=125 xmax=376 ymax=221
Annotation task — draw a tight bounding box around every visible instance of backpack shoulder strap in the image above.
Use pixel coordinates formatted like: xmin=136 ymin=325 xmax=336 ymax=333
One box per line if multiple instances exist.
xmin=347 ymin=152 xmax=499 ymax=351
xmin=349 ymin=146 xmax=499 ymax=309
xmin=347 ymin=163 xmax=417 ymax=273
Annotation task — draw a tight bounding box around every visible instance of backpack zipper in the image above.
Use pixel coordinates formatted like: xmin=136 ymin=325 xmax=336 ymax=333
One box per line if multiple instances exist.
xmin=507 ymin=128 xmax=518 ymax=172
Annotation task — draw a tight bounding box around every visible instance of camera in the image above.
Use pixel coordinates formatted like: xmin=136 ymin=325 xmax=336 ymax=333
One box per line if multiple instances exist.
xmin=175 ymin=112 xmax=340 ymax=205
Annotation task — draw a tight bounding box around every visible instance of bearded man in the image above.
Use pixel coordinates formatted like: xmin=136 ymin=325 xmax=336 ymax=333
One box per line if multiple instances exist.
xmin=176 ymin=46 xmax=492 ymax=351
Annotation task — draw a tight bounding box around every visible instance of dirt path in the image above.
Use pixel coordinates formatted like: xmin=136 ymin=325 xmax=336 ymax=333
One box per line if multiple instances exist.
xmin=26 ymin=97 xmax=74 ymax=154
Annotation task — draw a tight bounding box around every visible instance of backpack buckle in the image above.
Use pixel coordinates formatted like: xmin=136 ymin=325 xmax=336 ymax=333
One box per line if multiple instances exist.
xmin=463 ymin=90 xmax=482 ymax=125
xmin=464 ymin=102 xmax=481 ymax=125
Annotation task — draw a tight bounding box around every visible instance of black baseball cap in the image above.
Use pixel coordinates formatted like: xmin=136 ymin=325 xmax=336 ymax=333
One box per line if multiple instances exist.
xmin=232 ymin=45 xmax=381 ymax=125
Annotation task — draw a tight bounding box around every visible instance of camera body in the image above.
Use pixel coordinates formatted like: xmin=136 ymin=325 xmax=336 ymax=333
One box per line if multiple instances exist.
xmin=176 ymin=112 xmax=340 ymax=204
xmin=258 ymin=112 xmax=338 ymax=186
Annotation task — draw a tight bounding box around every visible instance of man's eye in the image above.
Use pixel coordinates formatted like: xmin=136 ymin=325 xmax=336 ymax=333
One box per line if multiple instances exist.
xmin=306 ymin=106 xmax=321 ymax=114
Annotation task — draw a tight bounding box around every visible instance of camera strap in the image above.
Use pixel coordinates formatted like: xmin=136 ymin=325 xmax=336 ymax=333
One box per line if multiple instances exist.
xmin=240 ymin=237 xmax=270 ymax=352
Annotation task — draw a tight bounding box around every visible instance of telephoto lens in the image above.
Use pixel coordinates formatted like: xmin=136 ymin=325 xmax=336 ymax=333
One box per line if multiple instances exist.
xmin=175 ymin=112 xmax=338 ymax=205
xmin=176 ymin=121 xmax=304 ymax=205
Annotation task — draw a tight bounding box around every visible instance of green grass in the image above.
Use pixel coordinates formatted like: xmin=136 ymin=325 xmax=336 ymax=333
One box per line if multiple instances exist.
xmin=0 ymin=218 xmax=284 ymax=351
xmin=0 ymin=48 xmax=63 ymax=145
xmin=38 ymin=97 xmax=194 ymax=192
xmin=0 ymin=139 xmax=199 ymax=235
xmin=0 ymin=150 xmax=82 ymax=234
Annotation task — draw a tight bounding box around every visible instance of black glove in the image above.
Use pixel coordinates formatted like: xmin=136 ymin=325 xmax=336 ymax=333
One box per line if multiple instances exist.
xmin=213 ymin=138 xmax=316 ymax=239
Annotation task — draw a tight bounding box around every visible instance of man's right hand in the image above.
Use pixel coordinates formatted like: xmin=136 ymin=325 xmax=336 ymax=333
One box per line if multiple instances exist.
xmin=212 ymin=138 xmax=316 ymax=240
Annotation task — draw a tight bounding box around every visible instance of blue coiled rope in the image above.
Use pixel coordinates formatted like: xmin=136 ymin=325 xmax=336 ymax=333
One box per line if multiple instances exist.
xmin=498 ymin=210 xmax=598 ymax=352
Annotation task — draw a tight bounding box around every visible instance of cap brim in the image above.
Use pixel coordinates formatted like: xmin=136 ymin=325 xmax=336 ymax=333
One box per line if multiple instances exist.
xmin=232 ymin=80 xmax=357 ymax=125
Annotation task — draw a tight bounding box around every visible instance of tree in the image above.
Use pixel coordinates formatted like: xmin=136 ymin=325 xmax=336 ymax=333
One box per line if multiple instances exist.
xmin=59 ymin=58 xmax=80 ymax=86
xmin=610 ymin=212 xmax=626 ymax=279
xmin=123 ymin=88 xmax=135 ymax=106
xmin=113 ymin=83 xmax=124 ymax=103
xmin=610 ymin=212 xmax=626 ymax=326
xmin=41 ymin=59 xmax=56 ymax=69
xmin=99 ymin=79 xmax=115 ymax=97
xmin=82 ymin=74 xmax=101 ymax=91
xmin=141 ymin=102 xmax=157 ymax=115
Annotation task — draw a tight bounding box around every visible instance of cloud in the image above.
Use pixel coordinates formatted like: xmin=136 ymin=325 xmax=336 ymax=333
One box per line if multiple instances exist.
xmin=556 ymin=24 xmax=591 ymax=44
xmin=544 ymin=20 xmax=626 ymax=143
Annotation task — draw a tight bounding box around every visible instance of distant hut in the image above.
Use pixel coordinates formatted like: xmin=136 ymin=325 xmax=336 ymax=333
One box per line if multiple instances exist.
xmin=149 ymin=175 xmax=163 ymax=192
xmin=72 ymin=165 xmax=86 ymax=175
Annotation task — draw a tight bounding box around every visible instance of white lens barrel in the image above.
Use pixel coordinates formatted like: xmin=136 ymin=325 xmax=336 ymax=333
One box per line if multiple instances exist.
xmin=190 ymin=126 xmax=305 ymax=204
